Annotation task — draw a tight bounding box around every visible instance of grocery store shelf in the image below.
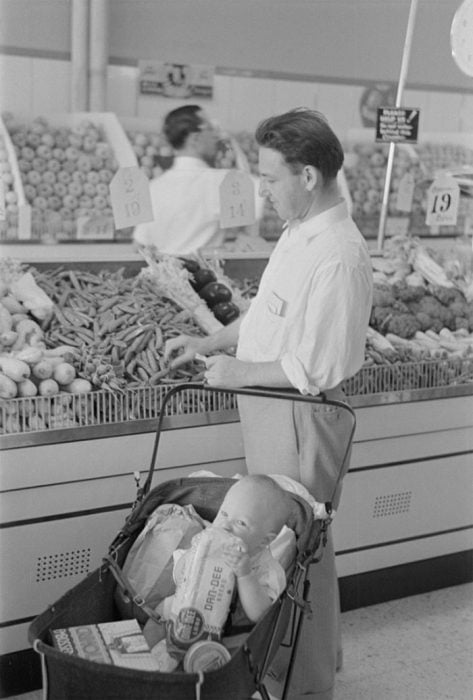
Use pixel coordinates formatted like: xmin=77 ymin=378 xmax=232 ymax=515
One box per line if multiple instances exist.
xmin=0 ymin=242 xmax=142 ymax=264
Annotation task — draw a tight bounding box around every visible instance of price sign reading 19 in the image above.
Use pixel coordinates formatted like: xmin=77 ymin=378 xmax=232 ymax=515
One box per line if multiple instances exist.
xmin=219 ymin=171 xmax=256 ymax=228
xmin=425 ymin=174 xmax=460 ymax=227
xmin=110 ymin=166 xmax=154 ymax=230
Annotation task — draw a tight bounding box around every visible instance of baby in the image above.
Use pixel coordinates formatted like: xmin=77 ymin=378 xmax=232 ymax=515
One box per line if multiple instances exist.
xmin=144 ymin=475 xmax=291 ymax=652
xmin=213 ymin=474 xmax=290 ymax=623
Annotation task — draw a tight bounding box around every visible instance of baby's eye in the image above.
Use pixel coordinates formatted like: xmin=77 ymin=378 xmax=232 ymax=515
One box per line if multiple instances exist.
xmin=236 ymin=519 xmax=247 ymax=528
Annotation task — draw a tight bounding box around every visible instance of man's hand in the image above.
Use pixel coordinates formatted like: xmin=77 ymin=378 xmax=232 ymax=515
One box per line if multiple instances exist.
xmin=163 ymin=334 xmax=208 ymax=370
xmin=204 ymin=355 xmax=248 ymax=387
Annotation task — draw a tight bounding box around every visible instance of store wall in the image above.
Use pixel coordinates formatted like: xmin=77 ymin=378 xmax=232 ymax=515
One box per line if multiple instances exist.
xmin=0 ymin=0 xmax=472 ymax=137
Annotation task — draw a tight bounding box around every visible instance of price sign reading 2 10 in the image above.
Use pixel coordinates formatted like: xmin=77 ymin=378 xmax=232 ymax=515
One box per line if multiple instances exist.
xmin=110 ymin=166 xmax=154 ymax=230
xmin=219 ymin=171 xmax=256 ymax=228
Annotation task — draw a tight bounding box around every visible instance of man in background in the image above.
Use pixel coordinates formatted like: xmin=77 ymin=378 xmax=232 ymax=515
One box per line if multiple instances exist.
xmin=133 ymin=104 xmax=263 ymax=254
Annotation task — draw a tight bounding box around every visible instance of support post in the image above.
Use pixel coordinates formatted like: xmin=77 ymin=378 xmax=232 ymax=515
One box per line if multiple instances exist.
xmin=376 ymin=0 xmax=419 ymax=253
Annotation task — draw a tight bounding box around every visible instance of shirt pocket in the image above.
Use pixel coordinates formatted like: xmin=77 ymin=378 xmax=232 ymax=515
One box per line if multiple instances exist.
xmin=254 ymin=294 xmax=287 ymax=354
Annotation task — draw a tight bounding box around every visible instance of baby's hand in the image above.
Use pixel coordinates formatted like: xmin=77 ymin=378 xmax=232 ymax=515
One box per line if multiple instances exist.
xmin=221 ymin=538 xmax=251 ymax=578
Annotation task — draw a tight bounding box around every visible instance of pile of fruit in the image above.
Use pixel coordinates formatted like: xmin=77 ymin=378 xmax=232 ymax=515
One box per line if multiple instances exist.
xmin=343 ymin=139 xmax=473 ymax=237
xmin=125 ymin=128 xmax=168 ymax=180
xmin=3 ymin=113 xmax=117 ymax=240
xmin=0 ymin=132 xmax=20 ymax=241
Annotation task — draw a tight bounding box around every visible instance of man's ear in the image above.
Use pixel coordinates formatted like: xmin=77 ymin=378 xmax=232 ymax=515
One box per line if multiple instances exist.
xmin=187 ymin=131 xmax=200 ymax=148
xmin=302 ymin=165 xmax=318 ymax=191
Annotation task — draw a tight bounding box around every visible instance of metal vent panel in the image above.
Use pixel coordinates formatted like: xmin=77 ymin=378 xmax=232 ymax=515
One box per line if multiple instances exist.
xmin=373 ymin=491 xmax=412 ymax=518
xmin=35 ymin=548 xmax=91 ymax=582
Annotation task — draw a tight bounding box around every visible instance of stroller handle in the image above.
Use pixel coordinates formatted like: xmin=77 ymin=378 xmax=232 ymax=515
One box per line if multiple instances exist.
xmin=142 ymin=382 xmax=356 ymax=507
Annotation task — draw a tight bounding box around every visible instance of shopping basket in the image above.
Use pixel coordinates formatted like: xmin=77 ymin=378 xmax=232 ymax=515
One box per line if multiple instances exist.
xmin=28 ymin=383 xmax=355 ymax=700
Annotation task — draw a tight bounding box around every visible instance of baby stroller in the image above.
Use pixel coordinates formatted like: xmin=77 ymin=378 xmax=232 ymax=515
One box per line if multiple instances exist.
xmin=29 ymin=383 xmax=355 ymax=700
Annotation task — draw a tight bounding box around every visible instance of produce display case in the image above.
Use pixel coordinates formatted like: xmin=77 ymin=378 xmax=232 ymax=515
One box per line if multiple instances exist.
xmin=1 ymin=356 xmax=472 ymax=441
xmin=343 ymin=129 xmax=473 ymax=239
xmin=2 ymin=112 xmax=138 ymax=243
xmin=1 ymin=254 xmax=472 ymax=690
xmin=0 ymin=116 xmax=31 ymax=241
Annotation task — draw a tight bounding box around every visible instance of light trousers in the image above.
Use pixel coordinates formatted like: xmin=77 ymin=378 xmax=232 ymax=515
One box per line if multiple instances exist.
xmin=238 ymin=388 xmax=352 ymax=699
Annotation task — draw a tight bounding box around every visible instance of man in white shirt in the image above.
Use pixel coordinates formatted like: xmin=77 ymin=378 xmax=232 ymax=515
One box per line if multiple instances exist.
xmin=164 ymin=108 xmax=373 ymax=699
xmin=133 ymin=105 xmax=262 ymax=254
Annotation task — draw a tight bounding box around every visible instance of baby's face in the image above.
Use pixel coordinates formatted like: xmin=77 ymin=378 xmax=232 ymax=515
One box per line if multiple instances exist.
xmin=213 ymin=482 xmax=276 ymax=554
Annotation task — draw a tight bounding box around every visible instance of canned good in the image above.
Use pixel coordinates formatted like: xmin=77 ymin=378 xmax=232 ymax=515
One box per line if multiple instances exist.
xmin=183 ymin=640 xmax=232 ymax=673
xmin=166 ymin=607 xmax=205 ymax=654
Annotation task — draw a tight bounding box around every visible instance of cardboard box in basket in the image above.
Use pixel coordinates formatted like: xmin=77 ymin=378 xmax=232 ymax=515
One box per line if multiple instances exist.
xmin=3 ymin=111 xmax=138 ymax=242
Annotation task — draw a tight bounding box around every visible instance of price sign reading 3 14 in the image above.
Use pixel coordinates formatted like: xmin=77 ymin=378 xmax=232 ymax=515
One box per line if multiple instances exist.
xmin=425 ymin=174 xmax=460 ymax=227
xmin=110 ymin=166 xmax=153 ymax=230
xmin=219 ymin=171 xmax=256 ymax=228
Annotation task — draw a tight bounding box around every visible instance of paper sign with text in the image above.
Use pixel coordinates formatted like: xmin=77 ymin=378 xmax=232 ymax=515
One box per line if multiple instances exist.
xmin=76 ymin=215 xmax=115 ymax=240
xmin=219 ymin=171 xmax=256 ymax=228
xmin=425 ymin=174 xmax=460 ymax=227
xmin=138 ymin=60 xmax=214 ymax=98
xmin=376 ymin=107 xmax=420 ymax=143
xmin=110 ymin=167 xmax=154 ymax=230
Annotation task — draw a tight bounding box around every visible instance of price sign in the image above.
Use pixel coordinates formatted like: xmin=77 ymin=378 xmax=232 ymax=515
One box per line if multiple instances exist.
xmin=0 ymin=181 xmax=5 ymax=221
xmin=396 ymin=172 xmax=415 ymax=212
xmin=76 ymin=215 xmax=115 ymax=240
xmin=110 ymin=167 xmax=153 ymax=230
xmin=425 ymin=174 xmax=460 ymax=227
xmin=219 ymin=171 xmax=256 ymax=229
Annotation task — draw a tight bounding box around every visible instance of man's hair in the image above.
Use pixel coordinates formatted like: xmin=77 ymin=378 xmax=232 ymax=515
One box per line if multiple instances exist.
xmin=255 ymin=108 xmax=344 ymax=182
xmin=163 ymin=104 xmax=203 ymax=149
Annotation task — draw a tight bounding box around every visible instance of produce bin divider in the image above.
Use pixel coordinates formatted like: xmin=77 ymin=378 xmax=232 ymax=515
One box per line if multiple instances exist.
xmin=1 ymin=357 xmax=472 ymax=437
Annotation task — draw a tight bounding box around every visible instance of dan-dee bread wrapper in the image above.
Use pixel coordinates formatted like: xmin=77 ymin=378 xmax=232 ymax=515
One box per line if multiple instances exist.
xmin=167 ymin=527 xmax=240 ymax=653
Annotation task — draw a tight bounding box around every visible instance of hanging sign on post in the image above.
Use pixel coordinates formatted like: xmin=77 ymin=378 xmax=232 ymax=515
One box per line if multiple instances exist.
xmin=110 ymin=167 xmax=154 ymax=230
xmin=375 ymin=107 xmax=420 ymax=143
xmin=219 ymin=171 xmax=256 ymax=229
xmin=425 ymin=174 xmax=460 ymax=227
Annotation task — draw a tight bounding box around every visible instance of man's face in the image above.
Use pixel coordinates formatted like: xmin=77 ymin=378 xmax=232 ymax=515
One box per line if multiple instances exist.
xmin=258 ymin=147 xmax=310 ymax=222
xmin=196 ymin=111 xmax=220 ymax=164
